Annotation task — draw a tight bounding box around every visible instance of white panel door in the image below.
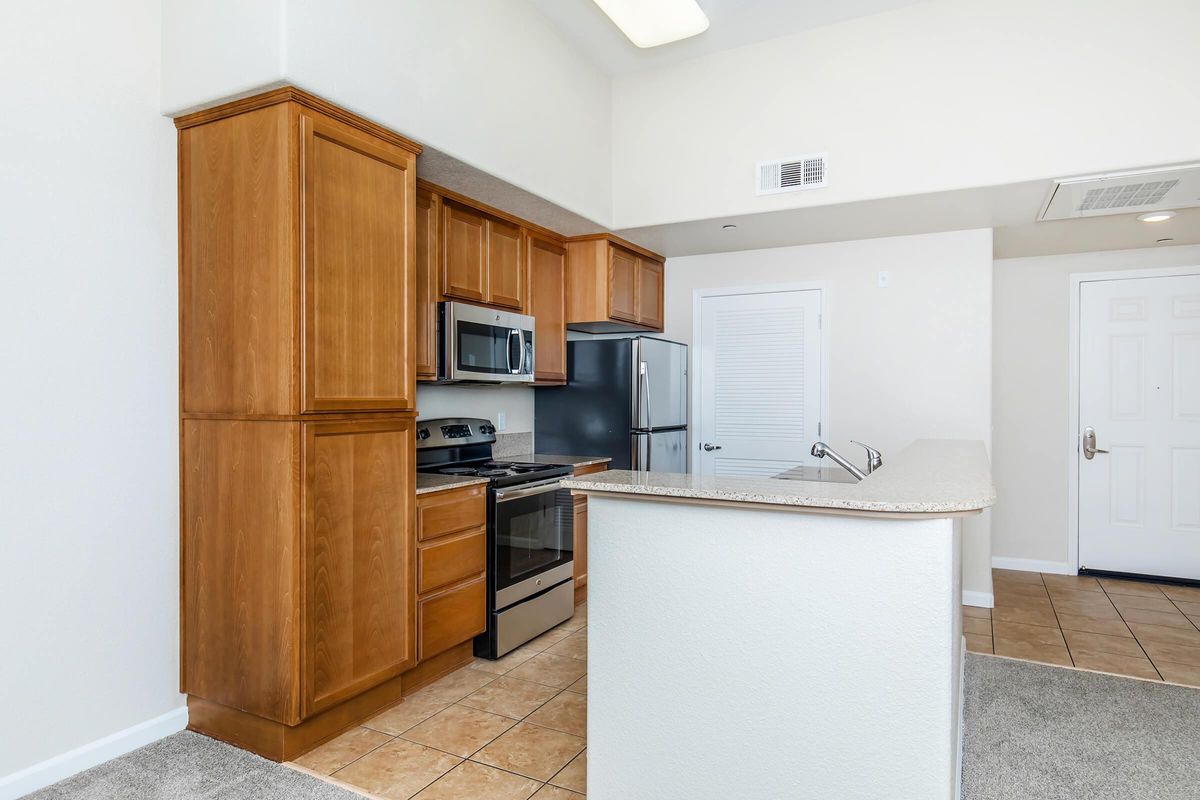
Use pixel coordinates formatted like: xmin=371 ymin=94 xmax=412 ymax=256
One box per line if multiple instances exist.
xmin=696 ymin=289 xmax=823 ymax=477
xmin=1078 ymin=273 xmax=1200 ymax=579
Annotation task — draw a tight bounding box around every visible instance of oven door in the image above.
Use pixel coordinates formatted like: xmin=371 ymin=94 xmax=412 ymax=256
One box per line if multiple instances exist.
xmin=444 ymin=302 xmax=535 ymax=383
xmin=492 ymin=478 xmax=574 ymax=609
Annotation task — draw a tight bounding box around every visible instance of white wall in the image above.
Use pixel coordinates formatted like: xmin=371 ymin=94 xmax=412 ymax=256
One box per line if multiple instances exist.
xmin=665 ymin=229 xmax=994 ymax=599
xmin=161 ymin=0 xmax=614 ymax=226
xmin=416 ymin=385 xmax=535 ymax=434
xmin=611 ymin=0 xmax=1200 ymax=228
xmin=992 ymin=244 xmax=1200 ymax=571
xmin=0 ymin=0 xmax=184 ymax=793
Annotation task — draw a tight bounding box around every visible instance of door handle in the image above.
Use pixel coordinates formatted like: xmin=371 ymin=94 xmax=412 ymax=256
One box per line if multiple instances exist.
xmin=702 ymin=443 xmax=722 ymax=452
xmin=1082 ymin=426 xmax=1109 ymax=460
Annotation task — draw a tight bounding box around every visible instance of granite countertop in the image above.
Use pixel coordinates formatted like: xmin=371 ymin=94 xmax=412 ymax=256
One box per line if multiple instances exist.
xmin=507 ymin=454 xmax=613 ymax=469
xmin=560 ymin=439 xmax=995 ymax=515
xmin=415 ymin=473 xmax=490 ymax=495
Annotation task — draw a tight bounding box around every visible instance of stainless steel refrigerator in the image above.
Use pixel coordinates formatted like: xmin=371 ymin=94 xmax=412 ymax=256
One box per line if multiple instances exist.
xmin=535 ymin=337 xmax=688 ymax=472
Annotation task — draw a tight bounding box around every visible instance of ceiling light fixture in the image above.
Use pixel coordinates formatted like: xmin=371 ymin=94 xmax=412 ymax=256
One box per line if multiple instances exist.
xmin=1156 ymin=237 xmax=1175 ymax=244
xmin=591 ymin=0 xmax=710 ymax=48
xmin=722 ymin=224 xmax=737 ymax=230
xmin=1137 ymin=210 xmax=1177 ymax=223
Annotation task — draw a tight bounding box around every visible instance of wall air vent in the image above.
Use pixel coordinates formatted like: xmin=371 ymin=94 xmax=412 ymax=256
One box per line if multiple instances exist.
xmin=1039 ymin=164 xmax=1200 ymax=221
xmin=757 ymin=153 xmax=827 ymax=195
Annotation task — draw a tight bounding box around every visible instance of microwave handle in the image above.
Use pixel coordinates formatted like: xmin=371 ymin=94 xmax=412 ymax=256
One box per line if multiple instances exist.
xmin=517 ymin=329 xmax=527 ymax=375
xmin=506 ymin=329 xmax=518 ymax=374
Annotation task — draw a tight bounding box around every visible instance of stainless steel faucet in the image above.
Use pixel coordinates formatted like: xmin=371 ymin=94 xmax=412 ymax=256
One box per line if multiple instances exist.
xmin=810 ymin=440 xmax=883 ymax=481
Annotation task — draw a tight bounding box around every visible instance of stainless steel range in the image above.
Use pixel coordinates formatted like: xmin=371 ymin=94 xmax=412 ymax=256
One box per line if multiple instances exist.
xmin=416 ymin=417 xmax=575 ymax=659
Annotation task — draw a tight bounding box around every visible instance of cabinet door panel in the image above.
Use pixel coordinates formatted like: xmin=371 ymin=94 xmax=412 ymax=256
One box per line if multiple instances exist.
xmin=442 ymin=202 xmax=487 ymax=302
xmin=608 ymin=246 xmax=639 ymax=323
xmin=637 ymin=258 xmax=664 ymax=330
xmin=487 ymin=218 xmax=523 ymax=310
xmin=302 ymin=113 xmax=415 ymax=412
xmin=418 ymin=577 xmax=487 ymax=660
xmin=303 ymin=418 xmax=416 ymax=717
xmin=415 ymin=189 xmax=439 ymax=380
xmin=528 ymin=234 xmax=566 ymax=383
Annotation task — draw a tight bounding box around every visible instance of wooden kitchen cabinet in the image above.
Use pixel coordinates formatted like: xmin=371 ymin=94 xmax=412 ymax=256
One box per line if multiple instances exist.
xmin=415 ymin=188 xmax=440 ymax=381
xmin=571 ymin=462 xmax=609 ymax=605
xmin=441 ymin=199 xmax=525 ymax=311
xmin=177 ymin=88 xmax=422 ymax=761
xmin=414 ymin=484 xmax=488 ymax=663
xmin=182 ymin=414 xmax=417 ymax=753
xmin=442 ymin=200 xmax=487 ymax=303
xmin=179 ymin=90 xmax=418 ymax=416
xmin=527 ymin=232 xmax=568 ymax=384
xmin=565 ymin=234 xmax=666 ymax=332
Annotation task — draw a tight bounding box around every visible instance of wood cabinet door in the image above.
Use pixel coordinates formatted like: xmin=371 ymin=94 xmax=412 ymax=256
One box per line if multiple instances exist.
xmin=607 ymin=245 xmax=639 ymax=323
xmin=528 ymin=234 xmax=567 ymax=383
xmin=301 ymin=112 xmax=415 ymax=412
xmin=637 ymin=258 xmax=665 ymax=330
xmin=442 ymin=202 xmax=487 ymax=302
xmin=415 ymin=189 xmax=440 ymax=381
xmin=486 ymin=218 xmax=523 ymax=309
xmin=302 ymin=418 xmax=416 ymax=718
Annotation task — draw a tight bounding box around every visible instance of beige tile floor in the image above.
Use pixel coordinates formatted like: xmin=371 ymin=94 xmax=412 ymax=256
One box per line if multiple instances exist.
xmin=967 ymin=569 xmax=1200 ymax=687
xmin=288 ymin=604 xmax=589 ymax=800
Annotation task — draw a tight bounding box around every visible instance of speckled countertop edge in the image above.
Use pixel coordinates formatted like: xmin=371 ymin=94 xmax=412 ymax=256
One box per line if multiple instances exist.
xmin=415 ymin=473 xmax=490 ymax=495
xmin=560 ymin=439 xmax=995 ymax=514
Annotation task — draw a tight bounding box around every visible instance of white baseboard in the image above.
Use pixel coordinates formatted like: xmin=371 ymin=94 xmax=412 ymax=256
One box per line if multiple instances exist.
xmin=991 ymin=556 xmax=1075 ymax=575
xmin=0 ymin=706 xmax=187 ymax=800
xmin=962 ymin=590 xmax=994 ymax=609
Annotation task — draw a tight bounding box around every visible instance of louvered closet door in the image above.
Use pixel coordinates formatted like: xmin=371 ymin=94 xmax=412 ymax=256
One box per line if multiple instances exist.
xmin=696 ymin=289 xmax=823 ymax=477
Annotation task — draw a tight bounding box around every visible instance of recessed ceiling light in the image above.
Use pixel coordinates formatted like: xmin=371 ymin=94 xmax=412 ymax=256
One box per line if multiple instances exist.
xmin=721 ymin=224 xmax=737 ymax=230
xmin=592 ymin=0 xmax=710 ymax=48
xmin=1137 ymin=210 xmax=1177 ymax=223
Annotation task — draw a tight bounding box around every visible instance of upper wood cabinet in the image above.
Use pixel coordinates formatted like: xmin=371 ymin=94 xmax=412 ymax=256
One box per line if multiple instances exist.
xmin=179 ymin=91 xmax=419 ymax=415
xmin=565 ymin=235 xmax=666 ymax=333
xmin=414 ymin=189 xmax=440 ymax=381
xmin=486 ymin=218 xmax=523 ymax=309
xmin=442 ymin=201 xmax=487 ymax=302
xmin=302 ymin=113 xmax=416 ymax=412
xmin=441 ymin=200 xmax=525 ymax=311
xmin=527 ymin=233 xmax=568 ymax=384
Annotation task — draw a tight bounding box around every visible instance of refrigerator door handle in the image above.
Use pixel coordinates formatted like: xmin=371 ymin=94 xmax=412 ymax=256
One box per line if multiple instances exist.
xmin=639 ymin=360 xmax=651 ymax=430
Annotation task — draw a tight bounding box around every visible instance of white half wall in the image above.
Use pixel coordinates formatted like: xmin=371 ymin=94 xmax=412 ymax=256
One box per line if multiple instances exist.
xmin=992 ymin=244 xmax=1200 ymax=569
xmin=664 ymin=229 xmax=994 ymax=600
xmin=161 ymin=0 xmax=614 ymax=226
xmin=611 ymin=0 xmax=1200 ymax=228
xmin=0 ymin=0 xmax=184 ymax=792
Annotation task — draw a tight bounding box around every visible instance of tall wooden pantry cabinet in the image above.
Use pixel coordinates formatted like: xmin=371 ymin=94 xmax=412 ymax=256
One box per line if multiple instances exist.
xmin=176 ymin=88 xmax=421 ymax=760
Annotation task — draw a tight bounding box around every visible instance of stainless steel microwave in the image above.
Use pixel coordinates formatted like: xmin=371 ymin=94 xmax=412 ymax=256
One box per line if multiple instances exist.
xmin=438 ymin=301 xmax=535 ymax=383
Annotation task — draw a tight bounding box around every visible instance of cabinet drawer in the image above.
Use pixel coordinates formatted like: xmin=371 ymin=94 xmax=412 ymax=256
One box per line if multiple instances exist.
xmin=419 ymin=576 xmax=486 ymax=660
xmin=418 ymin=485 xmax=486 ymax=541
xmin=418 ymin=528 xmax=486 ymax=595
xmin=573 ymin=462 xmax=608 ymax=477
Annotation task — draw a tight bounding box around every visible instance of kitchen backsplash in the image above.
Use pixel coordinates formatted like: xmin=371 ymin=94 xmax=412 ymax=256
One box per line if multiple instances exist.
xmin=492 ymin=431 xmax=533 ymax=459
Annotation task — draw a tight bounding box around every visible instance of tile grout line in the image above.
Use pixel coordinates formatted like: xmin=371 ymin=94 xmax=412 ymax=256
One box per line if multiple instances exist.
xmin=1098 ymin=581 xmax=1165 ymax=681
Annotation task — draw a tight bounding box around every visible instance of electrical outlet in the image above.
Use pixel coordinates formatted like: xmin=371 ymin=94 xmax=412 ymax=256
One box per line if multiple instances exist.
xmin=497 ymin=412 xmax=507 ymax=431
xmin=877 ymin=270 xmax=890 ymax=288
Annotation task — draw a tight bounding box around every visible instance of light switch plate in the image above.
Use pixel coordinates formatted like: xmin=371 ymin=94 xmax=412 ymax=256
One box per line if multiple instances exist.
xmin=877 ymin=270 xmax=890 ymax=288
xmin=497 ymin=412 xmax=507 ymax=431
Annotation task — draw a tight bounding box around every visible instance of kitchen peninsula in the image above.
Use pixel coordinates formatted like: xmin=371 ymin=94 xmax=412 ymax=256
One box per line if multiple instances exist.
xmin=563 ymin=439 xmax=995 ymax=799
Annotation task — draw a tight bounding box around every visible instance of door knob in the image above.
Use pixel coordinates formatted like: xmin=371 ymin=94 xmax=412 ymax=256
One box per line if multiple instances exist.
xmin=702 ymin=443 xmax=722 ymax=452
xmin=1082 ymin=426 xmax=1109 ymax=460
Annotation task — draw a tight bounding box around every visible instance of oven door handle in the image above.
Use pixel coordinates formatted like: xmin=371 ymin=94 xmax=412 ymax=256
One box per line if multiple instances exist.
xmin=494 ymin=478 xmax=563 ymax=502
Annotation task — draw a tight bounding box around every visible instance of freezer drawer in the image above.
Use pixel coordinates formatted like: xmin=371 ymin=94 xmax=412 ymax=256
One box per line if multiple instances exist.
xmin=632 ymin=428 xmax=688 ymax=473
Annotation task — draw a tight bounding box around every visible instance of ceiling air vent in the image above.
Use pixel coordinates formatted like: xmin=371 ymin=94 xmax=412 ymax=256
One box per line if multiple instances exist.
xmin=757 ymin=153 xmax=827 ymax=195
xmin=1039 ymin=163 xmax=1200 ymax=221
